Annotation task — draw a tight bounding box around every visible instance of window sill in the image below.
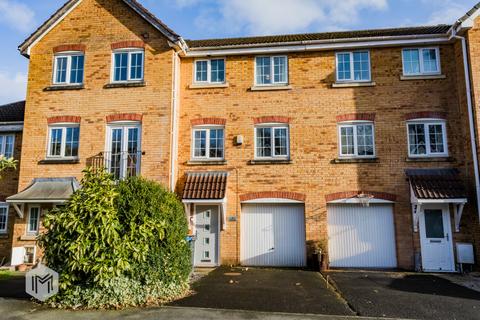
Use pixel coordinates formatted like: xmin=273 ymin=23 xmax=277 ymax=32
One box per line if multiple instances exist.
xmin=104 ymin=81 xmax=146 ymax=89
xmin=332 ymin=82 xmax=376 ymax=88
xmin=20 ymin=235 xmax=37 ymax=241
xmin=189 ymin=83 xmax=229 ymax=89
xmin=186 ymin=160 xmax=227 ymax=166
xmin=250 ymin=85 xmax=292 ymax=91
xmin=39 ymin=158 xmax=80 ymax=165
xmin=44 ymin=84 xmax=84 ymax=91
xmin=400 ymin=74 xmax=446 ymax=81
xmin=248 ymin=159 xmax=293 ymax=165
xmin=331 ymin=157 xmax=379 ymax=164
xmin=406 ymin=156 xmax=454 ymax=162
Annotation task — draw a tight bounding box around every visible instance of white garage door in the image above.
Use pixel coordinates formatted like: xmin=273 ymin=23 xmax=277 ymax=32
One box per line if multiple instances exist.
xmin=241 ymin=204 xmax=306 ymax=267
xmin=327 ymin=204 xmax=397 ymax=268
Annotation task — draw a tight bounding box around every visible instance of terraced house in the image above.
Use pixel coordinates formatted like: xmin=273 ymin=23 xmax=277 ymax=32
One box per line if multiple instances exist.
xmin=5 ymin=0 xmax=480 ymax=272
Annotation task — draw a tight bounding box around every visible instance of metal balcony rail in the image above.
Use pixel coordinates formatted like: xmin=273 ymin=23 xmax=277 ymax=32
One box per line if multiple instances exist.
xmin=87 ymin=151 xmax=143 ymax=180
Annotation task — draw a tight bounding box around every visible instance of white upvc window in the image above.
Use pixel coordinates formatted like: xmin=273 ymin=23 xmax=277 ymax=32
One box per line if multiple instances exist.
xmin=47 ymin=124 xmax=80 ymax=159
xmin=0 ymin=134 xmax=15 ymax=158
xmin=336 ymin=51 xmax=371 ymax=82
xmin=192 ymin=126 xmax=225 ymax=160
xmin=0 ymin=204 xmax=8 ymax=234
xmin=24 ymin=246 xmax=36 ymax=264
xmin=254 ymin=124 xmax=290 ymax=159
xmin=112 ymin=49 xmax=144 ymax=82
xmin=338 ymin=122 xmax=375 ymax=158
xmin=106 ymin=123 xmax=142 ymax=180
xmin=53 ymin=52 xmax=85 ymax=85
xmin=255 ymin=56 xmax=288 ymax=86
xmin=402 ymin=47 xmax=441 ymax=76
xmin=407 ymin=120 xmax=448 ymax=157
xmin=27 ymin=206 xmax=40 ymax=235
xmin=194 ymin=59 xmax=226 ymax=83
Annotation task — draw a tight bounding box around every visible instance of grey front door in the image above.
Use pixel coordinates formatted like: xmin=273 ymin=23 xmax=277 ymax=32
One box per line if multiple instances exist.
xmin=194 ymin=205 xmax=219 ymax=266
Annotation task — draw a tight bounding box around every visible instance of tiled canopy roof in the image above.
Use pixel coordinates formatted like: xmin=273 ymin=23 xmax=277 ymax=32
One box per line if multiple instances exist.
xmin=406 ymin=169 xmax=467 ymax=200
xmin=0 ymin=101 xmax=25 ymax=122
xmin=183 ymin=172 xmax=228 ymax=200
xmin=186 ymin=25 xmax=452 ymax=49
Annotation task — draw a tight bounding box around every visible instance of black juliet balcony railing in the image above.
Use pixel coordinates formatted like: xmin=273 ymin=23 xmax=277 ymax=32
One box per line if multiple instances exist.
xmin=87 ymin=151 xmax=143 ymax=180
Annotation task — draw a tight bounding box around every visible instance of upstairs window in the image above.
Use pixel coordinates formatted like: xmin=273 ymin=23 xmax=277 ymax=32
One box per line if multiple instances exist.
xmin=0 ymin=204 xmax=8 ymax=234
xmin=0 ymin=134 xmax=14 ymax=158
xmin=402 ymin=48 xmax=440 ymax=76
xmin=113 ymin=49 xmax=144 ymax=82
xmin=53 ymin=53 xmax=84 ymax=85
xmin=195 ymin=59 xmax=226 ymax=83
xmin=407 ymin=120 xmax=447 ymax=157
xmin=47 ymin=125 xmax=80 ymax=158
xmin=192 ymin=127 xmax=225 ymax=160
xmin=255 ymin=56 xmax=288 ymax=86
xmin=336 ymin=51 xmax=371 ymax=82
xmin=255 ymin=125 xmax=289 ymax=159
xmin=338 ymin=122 xmax=375 ymax=158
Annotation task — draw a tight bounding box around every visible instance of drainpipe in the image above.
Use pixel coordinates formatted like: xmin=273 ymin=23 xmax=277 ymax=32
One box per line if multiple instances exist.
xmin=451 ymin=29 xmax=480 ymax=222
xmin=169 ymin=51 xmax=180 ymax=192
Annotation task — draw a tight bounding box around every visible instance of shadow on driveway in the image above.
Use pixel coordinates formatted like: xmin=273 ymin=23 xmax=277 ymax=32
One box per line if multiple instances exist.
xmin=170 ymin=267 xmax=354 ymax=316
xmin=326 ymin=271 xmax=480 ymax=320
xmin=0 ymin=276 xmax=28 ymax=299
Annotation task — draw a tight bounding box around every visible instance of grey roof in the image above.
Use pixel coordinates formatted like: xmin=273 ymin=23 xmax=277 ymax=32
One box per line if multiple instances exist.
xmin=7 ymin=177 xmax=80 ymax=203
xmin=186 ymin=25 xmax=452 ymax=49
xmin=457 ymin=2 xmax=480 ymax=23
xmin=0 ymin=101 xmax=25 ymax=123
xmin=406 ymin=169 xmax=467 ymax=200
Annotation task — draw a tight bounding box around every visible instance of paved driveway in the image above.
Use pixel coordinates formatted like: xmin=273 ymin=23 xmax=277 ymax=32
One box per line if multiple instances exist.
xmin=326 ymin=271 xmax=480 ymax=320
xmin=170 ymin=267 xmax=354 ymax=316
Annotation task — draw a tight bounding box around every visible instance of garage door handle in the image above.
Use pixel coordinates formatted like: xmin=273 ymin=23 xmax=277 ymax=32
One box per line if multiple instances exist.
xmin=269 ymin=247 xmax=275 ymax=251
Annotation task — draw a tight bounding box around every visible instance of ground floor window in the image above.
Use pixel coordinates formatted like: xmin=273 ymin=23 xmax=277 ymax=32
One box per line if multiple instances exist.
xmin=0 ymin=204 xmax=8 ymax=233
xmin=24 ymin=246 xmax=35 ymax=264
xmin=27 ymin=206 xmax=40 ymax=234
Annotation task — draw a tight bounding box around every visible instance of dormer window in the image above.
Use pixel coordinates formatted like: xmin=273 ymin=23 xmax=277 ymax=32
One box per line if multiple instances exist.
xmin=112 ymin=49 xmax=144 ymax=82
xmin=53 ymin=53 xmax=84 ymax=85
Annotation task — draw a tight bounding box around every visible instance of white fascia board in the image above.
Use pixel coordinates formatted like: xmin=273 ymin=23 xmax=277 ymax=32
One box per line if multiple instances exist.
xmin=0 ymin=124 xmax=23 ymax=132
xmin=414 ymin=199 xmax=468 ymax=204
xmin=458 ymin=9 xmax=480 ymax=31
xmin=6 ymin=199 xmax=66 ymax=204
xmin=327 ymin=198 xmax=394 ymax=204
xmin=186 ymin=36 xmax=450 ymax=57
xmin=242 ymin=198 xmax=304 ymax=204
xmin=26 ymin=0 xmax=83 ymax=56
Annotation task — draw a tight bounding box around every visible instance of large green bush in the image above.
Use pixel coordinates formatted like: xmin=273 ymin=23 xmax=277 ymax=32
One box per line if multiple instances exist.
xmin=39 ymin=169 xmax=191 ymax=309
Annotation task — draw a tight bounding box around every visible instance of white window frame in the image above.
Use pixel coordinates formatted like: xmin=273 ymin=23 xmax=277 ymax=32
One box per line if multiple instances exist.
xmin=52 ymin=52 xmax=85 ymax=85
xmin=0 ymin=203 xmax=8 ymax=234
xmin=23 ymin=246 xmax=36 ymax=265
xmin=194 ymin=58 xmax=226 ymax=84
xmin=111 ymin=49 xmax=145 ymax=83
xmin=46 ymin=123 xmax=80 ymax=159
xmin=27 ymin=206 xmax=40 ymax=235
xmin=335 ymin=51 xmax=371 ymax=83
xmin=254 ymin=55 xmax=289 ymax=86
xmin=191 ymin=126 xmax=225 ymax=161
xmin=407 ymin=119 xmax=448 ymax=158
xmin=254 ymin=124 xmax=290 ymax=160
xmin=402 ymin=47 xmax=441 ymax=76
xmin=338 ymin=121 xmax=376 ymax=158
xmin=0 ymin=134 xmax=15 ymax=158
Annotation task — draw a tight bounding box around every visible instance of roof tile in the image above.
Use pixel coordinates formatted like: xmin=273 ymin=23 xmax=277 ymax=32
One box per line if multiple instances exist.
xmin=183 ymin=171 xmax=228 ymax=200
xmin=406 ymin=169 xmax=467 ymax=200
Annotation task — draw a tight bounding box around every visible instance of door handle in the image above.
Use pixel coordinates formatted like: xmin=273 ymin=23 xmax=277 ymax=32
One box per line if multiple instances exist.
xmin=445 ymin=233 xmax=449 ymax=242
xmin=270 ymin=247 xmax=275 ymax=251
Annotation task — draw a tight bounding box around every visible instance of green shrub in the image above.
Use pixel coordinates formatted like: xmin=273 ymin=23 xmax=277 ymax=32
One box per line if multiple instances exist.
xmin=39 ymin=169 xmax=191 ymax=309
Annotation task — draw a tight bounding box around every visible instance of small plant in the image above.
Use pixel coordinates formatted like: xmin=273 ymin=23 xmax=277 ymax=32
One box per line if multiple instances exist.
xmin=0 ymin=156 xmax=17 ymax=177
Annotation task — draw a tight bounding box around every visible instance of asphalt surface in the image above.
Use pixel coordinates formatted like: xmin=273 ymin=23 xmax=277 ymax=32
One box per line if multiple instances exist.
xmin=326 ymin=271 xmax=480 ymax=320
xmin=0 ymin=276 xmax=29 ymax=299
xmin=170 ymin=267 xmax=354 ymax=315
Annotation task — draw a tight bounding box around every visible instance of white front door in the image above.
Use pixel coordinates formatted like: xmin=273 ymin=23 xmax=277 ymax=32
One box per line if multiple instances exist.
xmin=419 ymin=205 xmax=455 ymax=272
xmin=194 ymin=205 xmax=219 ymax=267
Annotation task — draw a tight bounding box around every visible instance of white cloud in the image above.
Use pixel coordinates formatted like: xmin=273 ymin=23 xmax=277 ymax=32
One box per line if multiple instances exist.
xmin=0 ymin=0 xmax=35 ymax=33
xmin=182 ymin=0 xmax=388 ymax=35
xmin=426 ymin=3 xmax=468 ymax=25
xmin=0 ymin=71 xmax=27 ymax=104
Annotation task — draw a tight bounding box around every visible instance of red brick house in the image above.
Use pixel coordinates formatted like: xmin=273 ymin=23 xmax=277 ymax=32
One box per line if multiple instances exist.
xmin=6 ymin=0 xmax=480 ymax=272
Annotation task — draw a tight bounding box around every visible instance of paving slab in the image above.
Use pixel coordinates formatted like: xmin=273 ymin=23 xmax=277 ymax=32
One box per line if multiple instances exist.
xmin=326 ymin=271 xmax=480 ymax=320
xmin=170 ymin=266 xmax=354 ymax=315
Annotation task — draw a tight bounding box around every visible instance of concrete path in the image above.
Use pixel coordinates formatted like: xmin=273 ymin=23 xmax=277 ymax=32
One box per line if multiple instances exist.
xmin=0 ymin=299 xmax=404 ymax=320
xmin=326 ymin=271 xmax=480 ymax=320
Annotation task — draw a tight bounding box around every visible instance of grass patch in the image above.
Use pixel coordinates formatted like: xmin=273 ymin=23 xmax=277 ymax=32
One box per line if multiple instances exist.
xmin=0 ymin=270 xmax=24 ymax=280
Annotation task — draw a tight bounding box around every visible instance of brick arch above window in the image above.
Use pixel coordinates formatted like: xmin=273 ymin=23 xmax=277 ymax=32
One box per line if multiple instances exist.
xmin=336 ymin=113 xmax=376 ymax=123
xmin=47 ymin=116 xmax=81 ymax=124
xmin=53 ymin=44 xmax=86 ymax=53
xmin=111 ymin=41 xmax=145 ymax=50
xmin=405 ymin=111 xmax=447 ymax=121
xmin=253 ymin=116 xmax=291 ymax=124
xmin=106 ymin=113 xmax=143 ymax=123
xmin=240 ymin=191 xmax=306 ymax=202
xmin=325 ymin=191 xmax=397 ymax=202
xmin=191 ymin=118 xmax=227 ymax=126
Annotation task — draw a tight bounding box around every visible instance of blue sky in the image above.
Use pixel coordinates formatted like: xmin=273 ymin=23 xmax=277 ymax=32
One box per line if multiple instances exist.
xmin=0 ymin=0 xmax=477 ymax=104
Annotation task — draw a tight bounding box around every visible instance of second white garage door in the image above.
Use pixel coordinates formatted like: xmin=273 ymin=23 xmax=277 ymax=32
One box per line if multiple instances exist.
xmin=241 ymin=204 xmax=306 ymax=267
xmin=327 ymin=204 xmax=397 ymax=268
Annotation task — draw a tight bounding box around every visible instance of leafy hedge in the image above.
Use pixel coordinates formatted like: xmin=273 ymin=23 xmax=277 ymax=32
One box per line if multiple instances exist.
xmin=39 ymin=169 xmax=191 ymax=309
